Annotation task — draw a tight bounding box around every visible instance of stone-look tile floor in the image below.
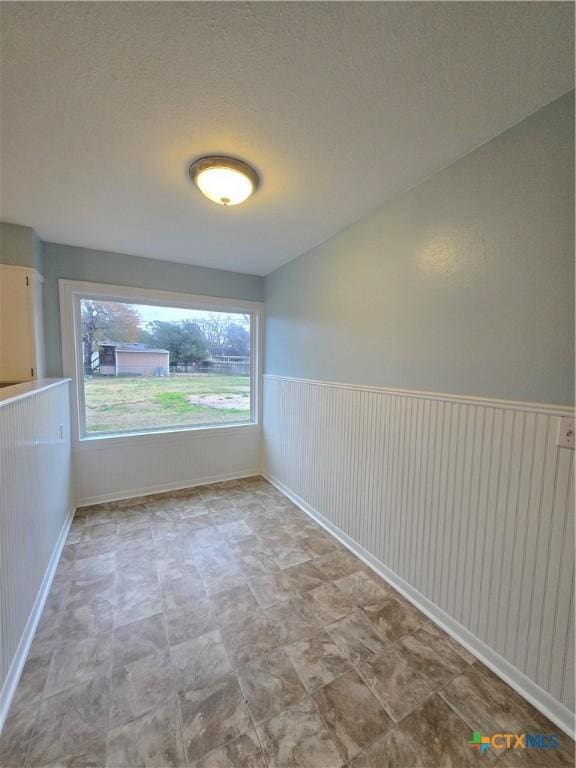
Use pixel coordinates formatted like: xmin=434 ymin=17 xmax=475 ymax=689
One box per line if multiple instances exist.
xmin=0 ymin=476 xmax=573 ymax=767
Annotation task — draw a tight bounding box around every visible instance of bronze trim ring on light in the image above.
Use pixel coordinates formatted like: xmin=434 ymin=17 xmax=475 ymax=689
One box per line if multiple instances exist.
xmin=188 ymin=155 xmax=260 ymax=206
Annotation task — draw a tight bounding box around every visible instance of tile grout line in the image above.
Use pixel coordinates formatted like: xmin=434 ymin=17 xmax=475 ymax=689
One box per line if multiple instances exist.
xmin=103 ymin=562 xmax=117 ymax=768
xmin=158 ymin=603 xmax=189 ymax=768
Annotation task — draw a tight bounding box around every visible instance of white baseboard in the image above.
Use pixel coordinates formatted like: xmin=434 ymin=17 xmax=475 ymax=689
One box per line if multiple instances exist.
xmin=265 ymin=472 xmax=576 ymax=740
xmin=0 ymin=506 xmax=75 ymax=734
xmin=75 ymin=469 xmax=261 ymax=508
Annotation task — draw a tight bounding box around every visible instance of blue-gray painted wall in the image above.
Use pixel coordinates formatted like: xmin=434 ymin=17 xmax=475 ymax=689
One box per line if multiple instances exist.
xmin=0 ymin=230 xmax=264 ymax=377
xmin=41 ymin=243 xmax=264 ymax=376
xmin=0 ymin=222 xmax=43 ymax=271
xmin=265 ymin=92 xmax=575 ymax=406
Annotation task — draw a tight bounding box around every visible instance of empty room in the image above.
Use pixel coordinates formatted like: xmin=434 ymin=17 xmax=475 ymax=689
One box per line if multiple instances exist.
xmin=0 ymin=2 xmax=574 ymax=766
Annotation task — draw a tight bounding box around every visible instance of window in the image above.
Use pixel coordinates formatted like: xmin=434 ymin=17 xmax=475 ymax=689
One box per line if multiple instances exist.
xmin=60 ymin=281 xmax=261 ymax=440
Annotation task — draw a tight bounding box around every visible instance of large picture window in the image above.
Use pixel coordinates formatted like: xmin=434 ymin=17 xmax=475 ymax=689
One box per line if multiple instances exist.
xmin=60 ymin=281 xmax=261 ymax=440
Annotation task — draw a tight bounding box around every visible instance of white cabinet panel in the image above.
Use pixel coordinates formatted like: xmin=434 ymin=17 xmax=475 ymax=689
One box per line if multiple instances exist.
xmin=0 ymin=265 xmax=44 ymax=383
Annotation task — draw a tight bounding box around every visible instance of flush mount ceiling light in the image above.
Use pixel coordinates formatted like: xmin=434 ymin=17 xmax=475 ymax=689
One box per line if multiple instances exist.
xmin=188 ymin=155 xmax=259 ymax=206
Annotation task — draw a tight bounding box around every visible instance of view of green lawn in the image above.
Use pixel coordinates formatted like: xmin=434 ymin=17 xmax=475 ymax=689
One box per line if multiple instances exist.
xmin=84 ymin=374 xmax=250 ymax=433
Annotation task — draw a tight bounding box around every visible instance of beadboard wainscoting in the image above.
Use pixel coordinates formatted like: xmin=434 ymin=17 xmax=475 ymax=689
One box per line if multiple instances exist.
xmin=0 ymin=380 xmax=72 ymax=731
xmin=263 ymin=374 xmax=575 ymax=736
xmin=73 ymin=424 xmax=261 ymax=506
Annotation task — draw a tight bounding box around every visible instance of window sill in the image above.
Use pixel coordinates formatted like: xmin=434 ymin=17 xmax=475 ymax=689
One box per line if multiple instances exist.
xmin=74 ymin=421 xmax=260 ymax=449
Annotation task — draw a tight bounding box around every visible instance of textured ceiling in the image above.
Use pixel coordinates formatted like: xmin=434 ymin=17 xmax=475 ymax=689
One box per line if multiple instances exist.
xmin=0 ymin=2 xmax=574 ymax=275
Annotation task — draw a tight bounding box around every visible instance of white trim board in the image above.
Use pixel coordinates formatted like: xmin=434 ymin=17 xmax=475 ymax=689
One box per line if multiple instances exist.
xmin=0 ymin=378 xmax=70 ymax=408
xmin=264 ymin=472 xmax=575 ymax=739
xmin=73 ymin=423 xmax=259 ymax=452
xmin=75 ymin=469 xmax=261 ymax=508
xmin=0 ymin=507 xmax=74 ymax=735
xmin=58 ymin=279 xmax=263 ymax=313
xmin=263 ymin=374 xmax=574 ymax=417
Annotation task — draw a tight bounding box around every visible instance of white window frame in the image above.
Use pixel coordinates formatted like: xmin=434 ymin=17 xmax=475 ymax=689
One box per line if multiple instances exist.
xmin=59 ymin=279 xmax=263 ymax=445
